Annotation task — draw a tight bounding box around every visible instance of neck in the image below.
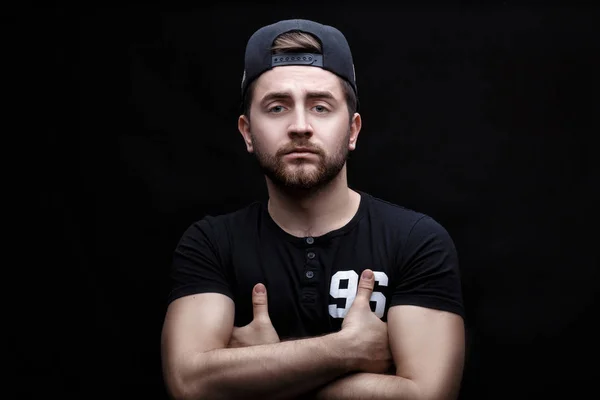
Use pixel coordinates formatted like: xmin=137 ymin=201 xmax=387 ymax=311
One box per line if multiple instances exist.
xmin=266 ymin=166 xmax=361 ymax=238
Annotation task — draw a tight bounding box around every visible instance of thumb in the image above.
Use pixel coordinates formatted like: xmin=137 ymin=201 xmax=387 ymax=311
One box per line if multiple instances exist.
xmin=355 ymin=269 xmax=375 ymax=303
xmin=252 ymin=283 xmax=271 ymax=322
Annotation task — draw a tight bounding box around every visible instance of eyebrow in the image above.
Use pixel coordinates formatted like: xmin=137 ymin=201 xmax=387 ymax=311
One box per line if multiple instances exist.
xmin=260 ymin=90 xmax=337 ymax=104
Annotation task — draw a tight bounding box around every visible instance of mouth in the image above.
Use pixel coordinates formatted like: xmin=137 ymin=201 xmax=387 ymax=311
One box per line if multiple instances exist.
xmin=286 ymin=148 xmax=318 ymax=155
xmin=284 ymin=152 xmax=318 ymax=159
xmin=282 ymin=148 xmax=319 ymax=161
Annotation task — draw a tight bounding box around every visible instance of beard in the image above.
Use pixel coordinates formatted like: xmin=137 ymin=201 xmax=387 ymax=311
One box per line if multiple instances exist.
xmin=251 ymin=130 xmax=350 ymax=192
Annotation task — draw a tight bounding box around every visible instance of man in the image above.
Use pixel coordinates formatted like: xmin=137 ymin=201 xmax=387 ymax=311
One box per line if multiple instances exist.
xmin=161 ymin=18 xmax=465 ymax=400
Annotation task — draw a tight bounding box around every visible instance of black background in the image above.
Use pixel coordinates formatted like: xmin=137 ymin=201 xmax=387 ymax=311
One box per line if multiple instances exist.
xmin=22 ymin=3 xmax=598 ymax=399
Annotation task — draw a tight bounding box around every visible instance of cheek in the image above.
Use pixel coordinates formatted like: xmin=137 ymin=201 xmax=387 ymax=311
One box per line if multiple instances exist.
xmin=322 ymin=124 xmax=351 ymax=151
xmin=250 ymin=122 xmax=283 ymax=152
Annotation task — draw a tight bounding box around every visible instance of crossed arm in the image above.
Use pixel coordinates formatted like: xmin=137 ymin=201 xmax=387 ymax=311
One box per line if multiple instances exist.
xmin=308 ymin=307 xmax=464 ymax=400
xmin=161 ymin=269 xmax=465 ymax=400
xmin=310 ymin=306 xmax=464 ymax=400
xmin=162 ymin=270 xmax=464 ymax=399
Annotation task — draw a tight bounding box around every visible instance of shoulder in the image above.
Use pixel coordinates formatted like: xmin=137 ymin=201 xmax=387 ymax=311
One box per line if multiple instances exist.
xmin=363 ymin=192 xmax=425 ymax=221
xmin=361 ymin=191 xmax=428 ymax=229
xmin=203 ymin=200 xmax=263 ymax=227
xmin=360 ymin=191 xmax=454 ymax=243
xmin=181 ymin=200 xmax=264 ymax=242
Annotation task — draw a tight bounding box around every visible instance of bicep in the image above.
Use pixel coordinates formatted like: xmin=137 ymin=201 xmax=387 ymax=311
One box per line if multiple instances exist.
xmin=161 ymin=293 xmax=235 ymax=380
xmin=387 ymin=305 xmax=465 ymax=400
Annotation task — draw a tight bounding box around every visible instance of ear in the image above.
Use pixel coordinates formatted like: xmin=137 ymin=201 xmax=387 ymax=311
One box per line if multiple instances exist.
xmin=238 ymin=115 xmax=254 ymax=153
xmin=348 ymin=112 xmax=362 ymax=151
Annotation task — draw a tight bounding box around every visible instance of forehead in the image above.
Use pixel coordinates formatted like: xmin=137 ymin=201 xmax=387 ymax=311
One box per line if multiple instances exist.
xmin=252 ymin=66 xmax=345 ymax=99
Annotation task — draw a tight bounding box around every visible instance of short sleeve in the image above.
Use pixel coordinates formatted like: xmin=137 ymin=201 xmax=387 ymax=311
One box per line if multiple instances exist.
xmin=166 ymin=217 xmax=234 ymax=305
xmin=390 ymin=216 xmax=465 ymax=319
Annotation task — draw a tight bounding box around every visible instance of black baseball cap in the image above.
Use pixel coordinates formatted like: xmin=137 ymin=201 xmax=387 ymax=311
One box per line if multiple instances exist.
xmin=241 ymin=19 xmax=357 ymax=99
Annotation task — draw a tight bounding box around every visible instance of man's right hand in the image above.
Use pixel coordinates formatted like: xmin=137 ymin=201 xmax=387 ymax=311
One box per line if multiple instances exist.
xmin=340 ymin=269 xmax=393 ymax=374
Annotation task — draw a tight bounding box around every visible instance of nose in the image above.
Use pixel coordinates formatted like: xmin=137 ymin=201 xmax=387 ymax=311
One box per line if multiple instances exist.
xmin=288 ymin=109 xmax=313 ymax=139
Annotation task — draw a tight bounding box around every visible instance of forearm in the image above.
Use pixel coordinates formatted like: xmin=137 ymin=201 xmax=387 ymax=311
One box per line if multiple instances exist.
xmin=178 ymin=332 xmax=352 ymax=400
xmin=312 ymin=372 xmax=420 ymax=400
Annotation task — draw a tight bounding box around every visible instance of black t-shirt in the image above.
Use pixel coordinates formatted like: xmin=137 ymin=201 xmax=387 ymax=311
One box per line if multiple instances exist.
xmin=167 ymin=191 xmax=464 ymax=339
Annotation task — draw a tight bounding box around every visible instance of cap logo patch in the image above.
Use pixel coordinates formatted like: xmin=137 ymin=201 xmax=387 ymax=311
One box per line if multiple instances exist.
xmin=271 ymin=53 xmax=323 ymax=67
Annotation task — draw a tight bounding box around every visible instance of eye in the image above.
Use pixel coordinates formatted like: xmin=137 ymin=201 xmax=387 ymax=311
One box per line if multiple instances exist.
xmin=268 ymin=105 xmax=285 ymax=113
xmin=313 ymin=105 xmax=329 ymax=113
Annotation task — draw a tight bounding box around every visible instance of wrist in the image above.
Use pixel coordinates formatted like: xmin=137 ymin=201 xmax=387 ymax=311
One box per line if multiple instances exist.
xmin=326 ymin=330 xmax=358 ymax=372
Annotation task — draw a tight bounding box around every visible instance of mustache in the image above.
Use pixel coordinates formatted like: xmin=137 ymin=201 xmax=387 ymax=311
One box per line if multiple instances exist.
xmin=276 ymin=142 xmax=324 ymax=157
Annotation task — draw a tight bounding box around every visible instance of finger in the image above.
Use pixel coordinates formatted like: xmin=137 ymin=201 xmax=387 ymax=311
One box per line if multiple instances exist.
xmin=252 ymin=283 xmax=271 ymax=322
xmin=354 ymin=269 xmax=375 ymax=303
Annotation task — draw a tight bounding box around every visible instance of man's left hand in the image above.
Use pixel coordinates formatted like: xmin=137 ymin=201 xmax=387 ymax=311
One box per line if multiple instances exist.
xmin=228 ymin=283 xmax=280 ymax=348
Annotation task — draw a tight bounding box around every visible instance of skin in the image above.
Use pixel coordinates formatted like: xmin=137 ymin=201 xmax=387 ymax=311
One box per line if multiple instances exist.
xmin=162 ymin=270 xmax=392 ymax=400
xmin=238 ymin=66 xmax=362 ymax=238
xmin=161 ymin=64 xmax=466 ymax=400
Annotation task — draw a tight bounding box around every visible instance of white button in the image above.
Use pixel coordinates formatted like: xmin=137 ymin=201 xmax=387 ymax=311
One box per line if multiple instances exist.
xmin=305 ymin=271 xmax=314 ymax=279
xmin=306 ymin=237 xmax=314 ymax=244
